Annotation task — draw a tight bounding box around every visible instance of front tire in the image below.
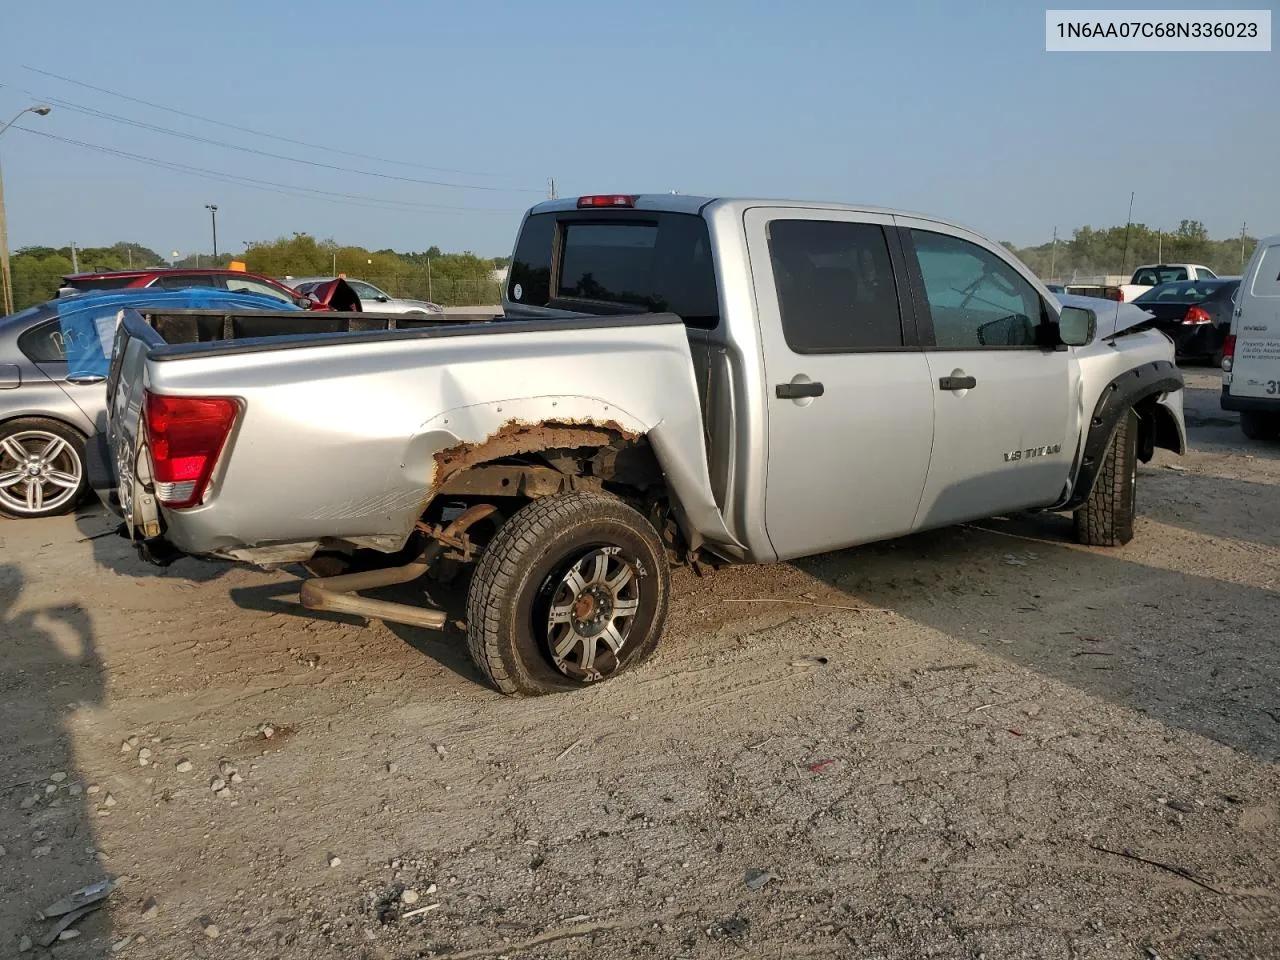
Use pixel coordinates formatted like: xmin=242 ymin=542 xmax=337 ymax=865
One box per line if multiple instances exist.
xmin=1074 ymin=409 xmax=1138 ymax=547
xmin=1240 ymin=410 xmax=1280 ymax=442
xmin=0 ymin=418 xmax=89 ymax=519
xmin=466 ymin=492 xmax=670 ymax=696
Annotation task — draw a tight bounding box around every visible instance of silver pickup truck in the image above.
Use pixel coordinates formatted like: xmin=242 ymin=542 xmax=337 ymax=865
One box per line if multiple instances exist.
xmin=105 ymin=194 xmax=1186 ymax=695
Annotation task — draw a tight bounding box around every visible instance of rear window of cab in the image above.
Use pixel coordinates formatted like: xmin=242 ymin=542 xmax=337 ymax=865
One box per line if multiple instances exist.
xmin=507 ymin=211 xmax=720 ymax=329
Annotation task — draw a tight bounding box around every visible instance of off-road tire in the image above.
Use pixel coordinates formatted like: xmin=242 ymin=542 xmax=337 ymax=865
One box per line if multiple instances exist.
xmin=1240 ymin=410 xmax=1280 ymax=442
xmin=1074 ymin=408 xmax=1138 ymax=547
xmin=466 ymin=492 xmax=670 ymax=696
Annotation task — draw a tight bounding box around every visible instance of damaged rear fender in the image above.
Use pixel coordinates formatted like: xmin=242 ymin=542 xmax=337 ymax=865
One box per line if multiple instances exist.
xmin=405 ymin=396 xmax=743 ymax=555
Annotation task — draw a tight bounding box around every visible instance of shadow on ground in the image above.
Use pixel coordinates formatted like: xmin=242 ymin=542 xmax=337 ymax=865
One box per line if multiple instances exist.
xmin=791 ymin=510 xmax=1280 ymax=763
xmin=0 ymin=564 xmax=114 ymax=953
xmin=227 ymin=568 xmax=486 ymax=687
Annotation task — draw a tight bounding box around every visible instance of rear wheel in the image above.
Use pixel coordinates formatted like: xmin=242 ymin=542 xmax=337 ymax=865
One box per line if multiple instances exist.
xmin=1074 ymin=409 xmax=1138 ymax=547
xmin=0 ymin=418 xmax=88 ymax=519
xmin=1240 ymin=410 xmax=1280 ymax=442
xmin=466 ymin=492 xmax=670 ymax=696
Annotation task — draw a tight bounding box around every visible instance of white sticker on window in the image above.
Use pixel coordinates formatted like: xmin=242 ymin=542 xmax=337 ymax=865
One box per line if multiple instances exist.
xmin=512 ymin=283 xmax=523 ymax=301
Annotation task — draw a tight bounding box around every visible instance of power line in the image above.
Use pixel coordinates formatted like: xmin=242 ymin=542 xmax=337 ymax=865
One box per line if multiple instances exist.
xmin=14 ymin=89 xmax=538 ymax=194
xmin=19 ymin=64 xmax=526 ymax=182
xmin=13 ymin=126 xmax=522 ymax=216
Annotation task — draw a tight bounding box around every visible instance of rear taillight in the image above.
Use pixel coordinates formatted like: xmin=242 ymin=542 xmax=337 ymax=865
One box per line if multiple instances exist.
xmin=576 ymin=194 xmax=637 ymax=208
xmin=1107 ymin=287 xmax=1124 ymax=301
xmin=1222 ymin=334 xmax=1236 ymax=372
xmin=143 ymin=392 xmax=240 ymax=508
xmin=1183 ymin=305 xmax=1212 ymax=325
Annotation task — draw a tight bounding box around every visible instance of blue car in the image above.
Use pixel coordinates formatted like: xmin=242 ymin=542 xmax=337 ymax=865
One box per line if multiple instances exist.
xmin=0 ymin=288 xmax=301 ymax=519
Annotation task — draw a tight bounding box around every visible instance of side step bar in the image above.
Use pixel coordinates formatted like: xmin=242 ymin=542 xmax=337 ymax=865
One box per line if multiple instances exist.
xmin=299 ymin=504 xmax=495 ymax=630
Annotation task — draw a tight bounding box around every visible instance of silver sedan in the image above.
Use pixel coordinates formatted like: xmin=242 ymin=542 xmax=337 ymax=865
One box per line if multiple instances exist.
xmin=282 ymin=276 xmax=445 ymax=316
xmin=0 ymin=289 xmax=303 ymax=519
xmin=0 ymin=301 xmax=105 ymax=518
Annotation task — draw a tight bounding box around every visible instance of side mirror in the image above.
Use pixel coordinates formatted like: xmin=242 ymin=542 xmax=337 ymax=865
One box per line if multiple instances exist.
xmin=295 ymin=295 xmax=316 ymax=310
xmin=375 ymin=295 xmax=389 ymax=303
xmin=1058 ymin=305 xmax=1096 ymax=347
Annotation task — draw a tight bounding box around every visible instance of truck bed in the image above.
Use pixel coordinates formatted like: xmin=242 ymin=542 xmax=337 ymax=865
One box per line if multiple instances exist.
xmin=105 ymin=306 xmax=731 ymax=565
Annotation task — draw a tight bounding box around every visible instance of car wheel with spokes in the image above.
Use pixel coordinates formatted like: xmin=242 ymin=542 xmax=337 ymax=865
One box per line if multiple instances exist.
xmin=466 ymin=492 xmax=670 ymax=696
xmin=0 ymin=418 xmax=89 ymax=519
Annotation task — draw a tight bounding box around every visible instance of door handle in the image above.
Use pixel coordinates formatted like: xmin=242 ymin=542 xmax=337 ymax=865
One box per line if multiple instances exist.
xmin=938 ymin=375 xmax=976 ymax=391
xmin=776 ymin=381 xmax=825 ymax=400
xmin=67 ymin=375 xmax=107 ymax=385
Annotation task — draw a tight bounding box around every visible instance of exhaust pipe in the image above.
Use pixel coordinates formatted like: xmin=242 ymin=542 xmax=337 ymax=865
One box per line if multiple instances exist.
xmin=299 ymin=504 xmax=496 ymax=630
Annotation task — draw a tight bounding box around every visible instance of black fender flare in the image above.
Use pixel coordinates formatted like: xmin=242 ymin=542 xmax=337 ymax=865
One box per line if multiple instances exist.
xmin=1061 ymin=360 xmax=1183 ymax=511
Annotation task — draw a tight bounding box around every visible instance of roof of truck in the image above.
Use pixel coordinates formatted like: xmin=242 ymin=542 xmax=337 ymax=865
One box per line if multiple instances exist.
xmin=527 ymin=194 xmax=967 ymax=230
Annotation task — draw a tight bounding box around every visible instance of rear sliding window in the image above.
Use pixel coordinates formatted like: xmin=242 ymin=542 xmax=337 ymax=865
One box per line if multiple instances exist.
xmin=507 ymin=211 xmax=719 ymax=328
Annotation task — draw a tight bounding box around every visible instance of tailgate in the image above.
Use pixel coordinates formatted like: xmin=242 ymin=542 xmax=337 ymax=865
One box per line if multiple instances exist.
xmin=105 ymin=308 xmax=165 ymax=538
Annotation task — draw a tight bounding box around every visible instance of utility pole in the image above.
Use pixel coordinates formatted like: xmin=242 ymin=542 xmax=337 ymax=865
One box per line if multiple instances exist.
xmin=71 ymin=241 xmax=79 ymax=273
xmin=204 ymin=204 xmax=219 ymax=259
xmin=1120 ymin=191 xmax=1135 ymax=277
xmin=1049 ymin=226 xmax=1058 ymax=280
xmin=548 ymin=178 xmax=557 ymax=200
xmin=427 ymin=257 xmax=433 ymax=301
xmin=0 ymin=159 xmax=11 ymax=315
xmin=1157 ymin=229 xmax=1162 ymax=263
xmin=1241 ymin=221 xmax=1248 ymax=267
xmin=0 ymin=104 xmax=53 ymax=315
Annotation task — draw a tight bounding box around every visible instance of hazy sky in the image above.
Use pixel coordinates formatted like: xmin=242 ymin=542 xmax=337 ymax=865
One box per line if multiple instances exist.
xmin=1 ymin=1 xmax=1275 ymax=258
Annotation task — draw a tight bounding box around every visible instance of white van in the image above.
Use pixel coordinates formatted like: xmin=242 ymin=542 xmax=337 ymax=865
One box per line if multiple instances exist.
xmin=1222 ymin=234 xmax=1280 ymax=440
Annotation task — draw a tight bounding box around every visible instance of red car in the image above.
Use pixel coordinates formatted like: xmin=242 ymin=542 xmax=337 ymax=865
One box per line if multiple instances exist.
xmin=59 ymin=268 xmax=360 ymax=311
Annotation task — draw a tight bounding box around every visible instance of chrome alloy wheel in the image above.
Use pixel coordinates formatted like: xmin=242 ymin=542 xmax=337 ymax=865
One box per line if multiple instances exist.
xmin=542 ymin=546 xmax=642 ymax=682
xmin=0 ymin=430 xmax=83 ymax=516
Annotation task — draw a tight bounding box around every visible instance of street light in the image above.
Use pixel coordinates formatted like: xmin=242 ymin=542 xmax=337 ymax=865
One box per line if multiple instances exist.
xmin=204 ymin=204 xmax=218 ymax=260
xmin=0 ymin=104 xmax=53 ymax=315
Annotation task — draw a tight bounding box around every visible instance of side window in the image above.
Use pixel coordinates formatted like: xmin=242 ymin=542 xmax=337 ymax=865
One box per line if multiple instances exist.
xmin=18 ymin=313 xmax=113 ymax=377
xmin=767 ymin=219 xmax=903 ymax=352
xmin=507 ymin=212 xmax=554 ymax=305
xmin=909 ymin=230 xmax=1041 ymax=348
xmin=225 ymin=276 xmax=293 ymax=303
xmin=18 ymin=319 xmax=67 ymax=363
xmin=153 ymin=274 xmax=218 ymax=290
xmin=347 ymin=281 xmax=383 ymax=299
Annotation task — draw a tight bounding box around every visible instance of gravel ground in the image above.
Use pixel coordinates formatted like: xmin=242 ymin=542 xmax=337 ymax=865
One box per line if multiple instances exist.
xmin=1 ymin=368 xmax=1278 ymax=959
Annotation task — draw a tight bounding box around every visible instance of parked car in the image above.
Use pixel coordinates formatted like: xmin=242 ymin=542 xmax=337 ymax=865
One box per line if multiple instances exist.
xmin=1132 ymin=278 xmax=1240 ymax=364
xmin=1118 ymin=263 xmax=1218 ymax=302
xmin=1044 ymin=282 xmax=1067 ymax=295
xmin=1222 ymin=233 xmax=1280 ymax=441
xmin=0 ymin=288 xmax=302 ymax=519
xmin=104 ymin=193 xmax=1186 ymax=694
xmin=59 ymin=268 xmax=362 ymax=312
xmin=283 ymin=276 xmax=444 ymax=316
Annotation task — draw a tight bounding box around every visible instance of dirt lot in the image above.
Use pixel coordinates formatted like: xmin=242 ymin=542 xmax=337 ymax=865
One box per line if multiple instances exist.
xmin=2 ymin=369 xmax=1278 ymax=959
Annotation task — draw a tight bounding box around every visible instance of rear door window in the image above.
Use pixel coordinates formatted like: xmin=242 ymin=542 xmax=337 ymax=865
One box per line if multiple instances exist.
xmin=766 ymin=219 xmax=904 ymax=352
xmin=19 ymin=309 xmax=114 ymax=378
xmin=508 ymin=211 xmax=719 ymax=328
